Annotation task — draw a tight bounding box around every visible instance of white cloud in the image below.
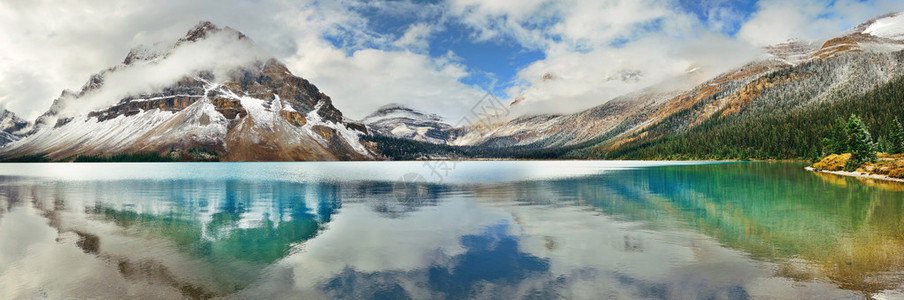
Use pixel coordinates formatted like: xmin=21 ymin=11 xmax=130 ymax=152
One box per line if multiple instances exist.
xmin=285 ymin=46 xmax=484 ymax=121
xmin=0 ymin=0 xmax=299 ymax=120
xmin=0 ymin=0 xmax=484 ymax=121
xmin=68 ymin=29 xmax=269 ymax=117
xmin=392 ymin=23 xmax=434 ymax=52
xmin=551 ymin=0 xmax=671 ymax=48
xmin=447 ymin=0 xmax=762 ymax=116
xmin=507 ymin=33 xmax=761 ymax=116
xmin=271 ymin=4 xmax=486 ymax=121
xmin=446 ymin=0 xmax=554 ymax=49
xmin=445 ymin=0 xmax=904 ymax=117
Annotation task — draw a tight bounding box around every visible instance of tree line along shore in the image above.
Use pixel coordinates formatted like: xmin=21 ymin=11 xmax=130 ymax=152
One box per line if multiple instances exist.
xmin=811 ymin=114 xmax=904 ymax=180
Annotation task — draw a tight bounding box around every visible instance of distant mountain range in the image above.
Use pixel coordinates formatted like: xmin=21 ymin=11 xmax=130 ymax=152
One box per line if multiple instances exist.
xmin=360 ymin=104 xmax=452 ymax=144
xmin=3 ymin=13 xmax=904 ymax=161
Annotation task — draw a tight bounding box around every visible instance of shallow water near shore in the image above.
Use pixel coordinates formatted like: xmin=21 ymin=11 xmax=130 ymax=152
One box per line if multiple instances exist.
xmin=1 ymin=161 xmax=903 ymax=299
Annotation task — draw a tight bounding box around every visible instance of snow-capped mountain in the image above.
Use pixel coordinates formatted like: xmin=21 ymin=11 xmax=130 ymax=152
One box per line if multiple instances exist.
xmin=0 ymin=109 xmax=29 ymax=146
xmin=439 ymin=12 xmax=904 ymax=157
xmin=0 ymin=21 xmax=376 ymax=161
xmin=361 ymin=104 xmax=453 ymax=144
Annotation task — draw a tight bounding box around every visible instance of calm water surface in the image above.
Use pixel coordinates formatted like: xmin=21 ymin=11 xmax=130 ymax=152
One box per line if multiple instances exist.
xmin=1 ymin=161 xmax=903 ymax=299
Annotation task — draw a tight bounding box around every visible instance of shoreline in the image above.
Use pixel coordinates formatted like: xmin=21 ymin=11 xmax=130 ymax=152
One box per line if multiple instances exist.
xmin=804 ymin=166 xmax=904 ymax=184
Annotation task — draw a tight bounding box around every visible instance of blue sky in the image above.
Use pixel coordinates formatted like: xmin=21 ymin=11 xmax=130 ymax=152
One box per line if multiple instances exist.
xmin=321 ymin=1 xmax=551 ymax=96
xmin=327 ymin=0 xmax=768 ymax=93
xmin=2 ymin=0 xmax=904 ymax=120
xmin=299 ymin=0 xmax=892 ymax=117
xmin=678 ymin=0 xmax=760 ymax=36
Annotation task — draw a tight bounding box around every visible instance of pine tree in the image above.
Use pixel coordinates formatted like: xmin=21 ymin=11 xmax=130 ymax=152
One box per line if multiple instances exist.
xmin=890 ymin=118 xmax=904 ymax=154
xmin=845 ymin=114 xmax=877 ymax=171
xmin=876 ymin=136 xmax=889 ymax=154
xmin=821 ymin=117 xmax=847 ymax=155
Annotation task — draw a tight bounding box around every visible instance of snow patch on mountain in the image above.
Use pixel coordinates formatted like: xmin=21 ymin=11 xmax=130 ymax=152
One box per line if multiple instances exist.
xmin=863 ymin=13 xmax=904 ymax=40
xmin=330 ymin=118 xmax=370 ymax=155
xmin=140 ymin=99 xmax=230 ymax=148
xmin=13 ymin=109 xmax=177 ymax=157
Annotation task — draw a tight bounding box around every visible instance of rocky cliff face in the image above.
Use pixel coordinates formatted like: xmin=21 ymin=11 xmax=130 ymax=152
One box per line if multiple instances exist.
xmin=0 ymin=21 xmax=377 ymax=161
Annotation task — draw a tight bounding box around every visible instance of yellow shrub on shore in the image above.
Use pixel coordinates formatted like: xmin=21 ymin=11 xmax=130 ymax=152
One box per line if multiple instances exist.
xmin=813 ymin=153 xmax=851 ymax=171
xmin=857 ymin=156 xmax=904 ymax=178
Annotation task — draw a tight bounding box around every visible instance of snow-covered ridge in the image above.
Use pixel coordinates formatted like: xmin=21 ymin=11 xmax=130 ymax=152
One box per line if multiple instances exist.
xmin=129 ymin=94 xmax=204 ymax=102
xmin=863 ymin=12 xmax=904 ymax=40
xmin=360 ymin=103 xmax=444 ymax=124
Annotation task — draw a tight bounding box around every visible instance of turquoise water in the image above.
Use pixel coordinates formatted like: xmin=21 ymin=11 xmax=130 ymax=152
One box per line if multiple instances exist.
xmin=0 ymin=162 xmax=902 ymax=299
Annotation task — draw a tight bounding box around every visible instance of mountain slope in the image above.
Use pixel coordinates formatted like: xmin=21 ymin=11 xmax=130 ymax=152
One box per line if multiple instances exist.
xmin=425 ymin=12 xmax=904 ymax=160
xmin=586 ymin=13 xmax=904 ymax=159
xmin=0 ymin=21 xmax=377 ymax=161
xmin=446 ymin=58 xmax=789 ymax=154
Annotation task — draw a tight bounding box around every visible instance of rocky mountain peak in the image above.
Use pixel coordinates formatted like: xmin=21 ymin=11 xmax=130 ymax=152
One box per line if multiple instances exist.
xmin=180 ymin=21 xmax=220 ymax=43
xmin=177 ymin=21 xmax=248 ymax=46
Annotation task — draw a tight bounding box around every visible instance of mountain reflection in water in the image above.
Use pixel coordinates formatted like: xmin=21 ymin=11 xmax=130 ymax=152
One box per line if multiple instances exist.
xmin=0 ymin=162 xmax=902 ymax=299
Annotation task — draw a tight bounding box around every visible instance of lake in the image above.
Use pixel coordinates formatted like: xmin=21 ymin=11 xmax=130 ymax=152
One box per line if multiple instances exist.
xmin=1 ymin=161 xmax=903 ymax=299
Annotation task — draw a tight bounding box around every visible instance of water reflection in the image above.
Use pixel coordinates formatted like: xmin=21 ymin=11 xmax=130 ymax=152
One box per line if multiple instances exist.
xmin=0 ymin=162 xmax=902 ymax=299
xmin=0 ymin=178 xmax=346 ymax=297
xmin=481 ymin=163 xmax=904 ymax=296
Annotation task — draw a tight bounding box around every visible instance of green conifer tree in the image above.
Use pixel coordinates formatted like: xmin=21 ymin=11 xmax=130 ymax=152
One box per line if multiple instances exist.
xmin=821 ymin=117 xmax=847 ymax=155
xmin=845 ymin=114 xmax=877 ymax=171
xmin=876 ymin=136 xmax=889 ymax=154
xmin=890 ymin=118 xmax=904 ymax=154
